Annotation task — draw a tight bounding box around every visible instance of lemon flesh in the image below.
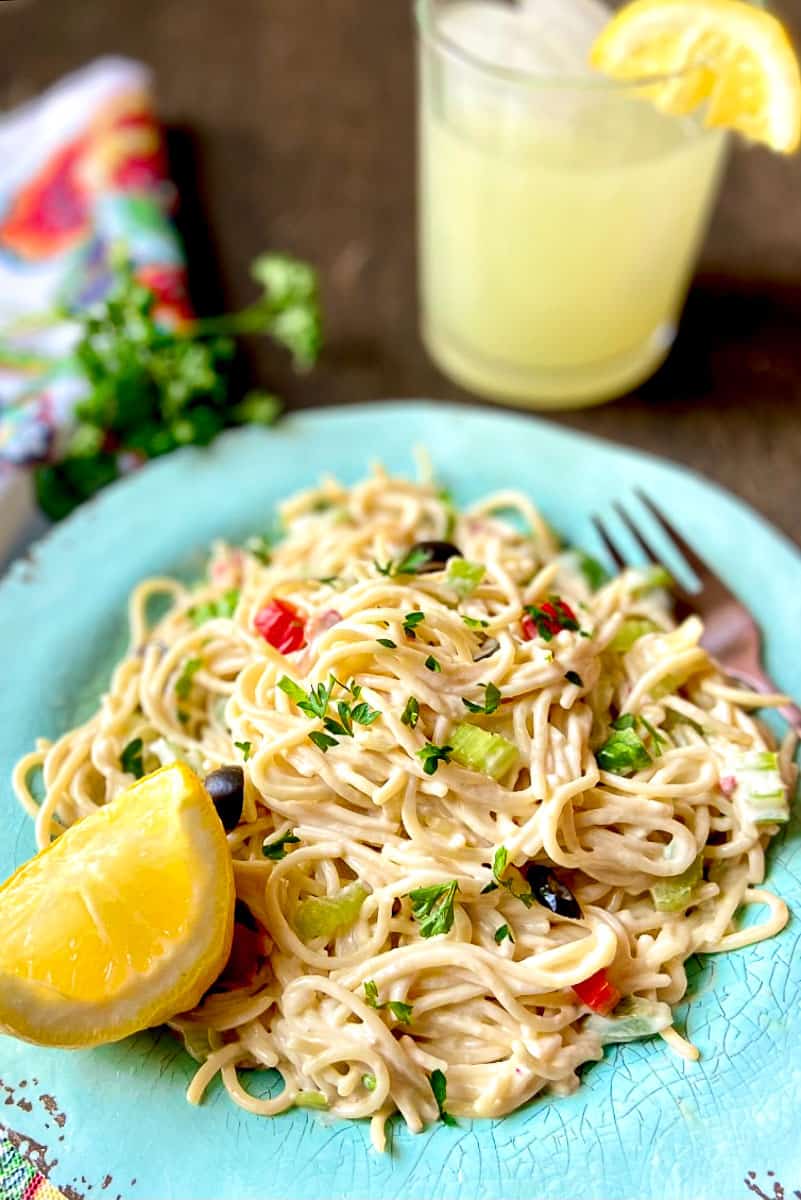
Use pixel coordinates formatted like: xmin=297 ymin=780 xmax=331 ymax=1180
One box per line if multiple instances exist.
xmin=0 ymin=763 xmax=235 ymax=1048
xmin=590 ymin=0 xmax=801 ymax=153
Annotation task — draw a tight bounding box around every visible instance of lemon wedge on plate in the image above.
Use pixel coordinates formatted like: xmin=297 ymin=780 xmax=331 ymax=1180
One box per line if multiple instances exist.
xmin=590 ymin=0 xmax=801 ymax=153
xmin=0 ymin=762 xmax=235 ymax=1048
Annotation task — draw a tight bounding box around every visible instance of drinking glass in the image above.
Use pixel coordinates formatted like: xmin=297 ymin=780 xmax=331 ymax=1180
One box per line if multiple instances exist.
xmin=416 ymin=0 xmax=728 ymax=408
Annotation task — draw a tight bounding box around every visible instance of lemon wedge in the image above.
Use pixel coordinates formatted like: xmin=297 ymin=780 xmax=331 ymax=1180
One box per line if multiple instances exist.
xmin=590 ymin=0 xmax=801 ymax=153
xmin=0 ymin=763 xmax=234 ymax=1048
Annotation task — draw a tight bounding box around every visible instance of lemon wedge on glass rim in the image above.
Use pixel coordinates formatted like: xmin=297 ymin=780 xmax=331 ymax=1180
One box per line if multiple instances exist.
xmin=0 ymin=762 xmax=235 ymax=1048
xmin=590 ymin=0 xmax=801 ymax=154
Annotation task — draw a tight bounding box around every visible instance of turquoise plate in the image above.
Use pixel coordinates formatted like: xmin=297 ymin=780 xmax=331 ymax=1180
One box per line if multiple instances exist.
xmin=1 ymin=402 xmax=799 ymax=1200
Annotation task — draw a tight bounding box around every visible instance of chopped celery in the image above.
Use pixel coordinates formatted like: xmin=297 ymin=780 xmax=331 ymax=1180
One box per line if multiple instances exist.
xmin=295 ymin=1091 xmax=328 ymax=1109
xmin=149 ymin=736 xmax=205 ymax=776
xmin=586 ymin=997 xmax=673 ymax=1044
xmin=293 ymin=881 xmax=368 ymax=942
xmin=632 ymin=565 xmax=673 ymax=597
xmin=609 ymin=617 xmax=661 ymax=653
xmin=596 ymin=727 xmax=652 ymax=776
xmin=731 ymin=750 xmax=788 ymax=824
xmin=651 ymin=855 xmax=703 ymax=912
xmin=174 ymin=1023 xmax=212 ymax=1063
xmin=449 ymin=722 xmax=519 ymax=780
xmin=446 ymin=558 xmax=485 ymax=597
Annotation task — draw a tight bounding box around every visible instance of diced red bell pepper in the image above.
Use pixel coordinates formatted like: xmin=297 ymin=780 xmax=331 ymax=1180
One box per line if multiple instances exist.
xmin=521 ymin=612 xmax=538 ymax=641
xmin=572 ymin=968 xmax=621 ymax=1015
xmin=522 ymin=597 xmax=579 ymax=641
xmin=254 ymin=599 xmax=306 ymax=653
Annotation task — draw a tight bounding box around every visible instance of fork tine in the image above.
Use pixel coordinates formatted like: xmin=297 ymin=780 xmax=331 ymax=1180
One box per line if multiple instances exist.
xmin=592 ymin=515 xmax=625 ymax=571
xmin=635 ymin=490 xmax=711 ymax=582
xmin=613 ymin=501 xmax=661 ymax=565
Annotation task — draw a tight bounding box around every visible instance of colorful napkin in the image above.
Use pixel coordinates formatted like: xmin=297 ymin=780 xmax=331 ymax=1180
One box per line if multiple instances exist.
xmin=0 ymin=1133 xmax=65 ymax=1200
xmin=0 ymin=56 xmax=188 ymax=1196
xmin=0 ymin=56 xmax=190 ymax=560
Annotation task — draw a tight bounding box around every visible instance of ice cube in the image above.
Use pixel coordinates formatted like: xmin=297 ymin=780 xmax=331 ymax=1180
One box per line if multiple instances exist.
xmin=437 ymin=0 xmax=610 ymax=77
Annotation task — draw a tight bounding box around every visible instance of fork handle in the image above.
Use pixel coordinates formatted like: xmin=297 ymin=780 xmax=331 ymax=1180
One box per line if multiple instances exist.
xmin=726 ymin=667 xmax=801 ymax=737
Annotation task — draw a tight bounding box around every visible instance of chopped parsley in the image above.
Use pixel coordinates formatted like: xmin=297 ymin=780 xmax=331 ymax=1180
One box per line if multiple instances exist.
xmin=374 ymin=546 xmax=434 ymax=577
xmin=484 ymin=845 xmax=536 ymax=908
xmin=638 ymin=715 xmax=665 ymax=754
xmin=279 ymin=674 xmax=379 ymax=751
xmin=262 ymin=831 xmax=301 ymax=860
xmin=403 ymin=611 xmax=426 ymax=637
xmin=175 ymin=657 xmax=202 ymax=700
xmin=416 ymin=742 xmax=452 ymax=775
xmin=462 ymin=616 xmax=489 ymax=629
xmin=409 ymin=880 xmax=459 ymax=938
xmin=438 ymin=487 xmax=457 ymax=540
xmin=424 ymin=654 xmax=441 ymax=672
xmin=524 ymin=597 xmax=579 ymax=641
xmin=188 ymin=588 xmax=240 ymax=625
xmin=401 ymin=696 xmax=420 ymax=729
xmin=279 ymin=675 xmax=335 ymax=719
xmin=363 ymin=980 xmax=414 ymax=1023
xmin=309 ymin=730 xmax=338 ymax=753
xmin=564 ymin=670 xmax=584 ymax=687
xmin=245 ymin=534 xmax=274 ymax=564
xmin=462 ymin=681 xmax=501 ymax=715
xmin=377 ymin=638 xmax=397 ymax=649
xmin=494 ymin=923 xmax=514 ymax=945
xmin=394 ymin=546 xmax=434 ymax=575
xmin=120 ymin=737 xmax=144 ymax=779
xmin=492 ymin=845 xmax=508 ymax=880
xmin=324 ymin=698 xmax=380 ymax=738
xmin=429 ymin=1068 xmax=457 ymax=1126
xmin=577 ymin=552 xmax=609 ymax=592
xmin=351 ymin=701 xmax=381 ymax=726
xmin=234 ymin=740 xmax=252 ymax=761
xmin=362 ymin=1073 xmax=377 ymax=1092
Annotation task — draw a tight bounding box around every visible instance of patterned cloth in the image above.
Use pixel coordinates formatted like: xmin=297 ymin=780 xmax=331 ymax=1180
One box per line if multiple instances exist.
xmin=0 ymin=1134 xmax=65 ymax=1200
xmin=0 ymin=56 xmax=189 ymax=1190
xmin=0 ymin=56 xmax=190 ymax=559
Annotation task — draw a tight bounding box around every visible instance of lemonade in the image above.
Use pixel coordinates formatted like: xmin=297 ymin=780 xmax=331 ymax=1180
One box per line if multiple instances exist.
xmin=417 ymin=0 xmax=728 ymax=407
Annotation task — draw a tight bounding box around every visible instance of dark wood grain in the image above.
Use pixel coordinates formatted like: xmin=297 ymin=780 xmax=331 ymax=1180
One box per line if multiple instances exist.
xmin=2 ymin=0 xmax=799 ymax=543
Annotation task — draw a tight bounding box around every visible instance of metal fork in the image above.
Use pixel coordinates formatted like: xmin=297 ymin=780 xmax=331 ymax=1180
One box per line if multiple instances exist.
xmin=593 ymin=491 xmax=801 ymax=735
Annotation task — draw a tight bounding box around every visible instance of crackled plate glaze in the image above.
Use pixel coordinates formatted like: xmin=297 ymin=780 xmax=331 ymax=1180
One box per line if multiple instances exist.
xmin=0 ymin=402 xmax=799 ymax=1200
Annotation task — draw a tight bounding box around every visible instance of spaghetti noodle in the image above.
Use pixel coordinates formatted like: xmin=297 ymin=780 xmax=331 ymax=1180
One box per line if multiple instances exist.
xmin=13 ymin=466 xmax=797 ymax=1149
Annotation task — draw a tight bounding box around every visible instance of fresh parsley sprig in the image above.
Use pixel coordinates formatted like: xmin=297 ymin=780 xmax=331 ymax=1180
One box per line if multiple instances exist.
xmin=409 ymin=880 xmax=459 ymax=937
xmin=278 ymin=674 xmax=380 ymax=752
xmin=35 ymin=250 xmax=322 ymax=520
xmin=374 ymin=546 xmax=433 ymax=577
xmin=403 ymin=611 xmax=425 ymax=637
xmin=175 ymin=657 xmax=202 ymax=701
xmin=416 ymin=742 xmax=452 ymax=775
xmin=363 ymin=980 xmax=414 ymax=1024
xmin=462 ymin=682 xmax=501 ymax=715
xmin=429 ymin=1069 xmax=457 ymax=1126
xmin=188 ymin=588 xmax=239 ymax=626
xmin=262 ymin=830 xmax=301 ymax=860
xmin=120 ymin=737 xmax=145 ymax=779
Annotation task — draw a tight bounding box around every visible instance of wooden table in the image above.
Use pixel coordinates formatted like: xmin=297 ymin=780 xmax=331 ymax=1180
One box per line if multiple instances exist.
xmin=3 ymin=0 xmax=800 ymax=544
